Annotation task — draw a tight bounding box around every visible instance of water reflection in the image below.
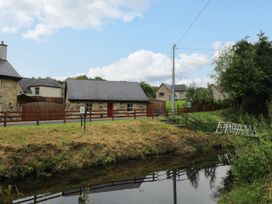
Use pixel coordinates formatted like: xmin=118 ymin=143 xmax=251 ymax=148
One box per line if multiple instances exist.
xmin=9 ymin=153 xmax=233 ymax=204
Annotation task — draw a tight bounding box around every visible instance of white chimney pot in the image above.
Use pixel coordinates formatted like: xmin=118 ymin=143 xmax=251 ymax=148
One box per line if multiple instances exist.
xmin=0 ymin=41 xmax=7 ymax=61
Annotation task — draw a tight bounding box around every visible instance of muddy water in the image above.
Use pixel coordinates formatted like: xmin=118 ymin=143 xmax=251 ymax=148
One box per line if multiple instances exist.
xmin=6 ymin=152 xmax=232 ymax=204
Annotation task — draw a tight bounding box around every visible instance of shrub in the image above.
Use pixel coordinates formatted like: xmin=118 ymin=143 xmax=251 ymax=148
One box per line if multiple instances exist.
xmin=232 ymin=143 xmax=271 ymax=183
xmin=219 ymin=182 xmax=267 ymax=204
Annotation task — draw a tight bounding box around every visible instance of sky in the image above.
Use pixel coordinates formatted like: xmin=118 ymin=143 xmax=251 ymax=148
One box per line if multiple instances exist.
xmin=0 ymin=0 xmax=272 ymax=87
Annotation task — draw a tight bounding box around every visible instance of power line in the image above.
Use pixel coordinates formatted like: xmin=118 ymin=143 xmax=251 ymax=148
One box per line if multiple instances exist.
xmin=179 ymin=47 xmax=218 ymax=51
xmin=176 ymin=0 xmax=213 ymax=45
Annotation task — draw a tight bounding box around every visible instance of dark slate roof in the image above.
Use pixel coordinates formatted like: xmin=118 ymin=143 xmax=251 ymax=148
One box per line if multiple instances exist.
xmin=19 ymin=77 xmax=62 ymax=93
xmin=0 ymin=60 xmax=21 ymax=79
xmin=66 ymin=80 xmax=149 ymax=102
xmin=162 ymin=83 xmax=187 ymax=92
xmin=19 ymin=78 xmax=33 ymax=93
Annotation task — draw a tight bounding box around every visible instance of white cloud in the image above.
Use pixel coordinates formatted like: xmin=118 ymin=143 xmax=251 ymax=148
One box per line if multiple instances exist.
xmin=0 ymin=0 xmax=152 ymax=40
xmin=87 ymin=50 xmax=211 ymax=86
xmin=212 ymin=41 xmax=235 ymax=59
xmin=176 ymin=77 xmax=214 ymax=88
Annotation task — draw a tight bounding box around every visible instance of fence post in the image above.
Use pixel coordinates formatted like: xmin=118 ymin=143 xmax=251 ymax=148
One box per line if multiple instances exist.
xmin=89 ymin=111 xmax=92 ymax=122
xmin=36 ymin=111 xmax=40 ymax=126
xmin=63 ymin=110 xmax=66 ymax=124
xmin=152 ymin=109 xmax=154 ymax=119
xmin=3 ymin=112 xmax=7 ymax=127
xmin=177 ymin=105 xmax=179 ymax=115
xmin=134 ymin=109 xmax=136 ymax=119
xmin=112 ymin=110 xmax=114 ymax=120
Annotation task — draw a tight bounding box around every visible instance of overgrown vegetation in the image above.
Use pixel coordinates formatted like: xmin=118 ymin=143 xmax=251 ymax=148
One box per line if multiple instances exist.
xmin=186 ymin=85 xmax=214 ymax=106
xmin=190 ymin=109 xmax=272 ymax=203
xmin=0 ymin=119 xmax=232 ymax=180
xmin=214 ymin=32 xmax=272 ymax=117
xmin=166 ymin=100 xmax=186 ymax=109
xmin=140 ymin=81 xmax=157 ymax=98
xmin=219 ymin=142 xmax=272 ymax=204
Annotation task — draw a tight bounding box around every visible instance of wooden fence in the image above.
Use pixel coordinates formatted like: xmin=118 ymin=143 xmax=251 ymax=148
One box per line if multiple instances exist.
xmin=0 ymin=108 xmax=157 ymax=127
xmin=165 ymin=104 xmax=227 ymax=116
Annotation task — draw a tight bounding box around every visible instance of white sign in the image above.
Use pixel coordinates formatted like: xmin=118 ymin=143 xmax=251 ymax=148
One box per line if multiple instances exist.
xmin=186 ymin=102 xmax=192 ymax=108
xmin=80 ymin=106 xmax=86 ymax=114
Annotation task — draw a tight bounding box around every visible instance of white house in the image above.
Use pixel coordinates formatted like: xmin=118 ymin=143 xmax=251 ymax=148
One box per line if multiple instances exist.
xmin=19 ymin=77 xmax=62 ymax=98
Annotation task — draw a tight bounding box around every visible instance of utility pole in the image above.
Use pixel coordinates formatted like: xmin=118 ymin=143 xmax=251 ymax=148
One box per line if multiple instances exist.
xmin=171 ymin=44 xmax=176 ymax=115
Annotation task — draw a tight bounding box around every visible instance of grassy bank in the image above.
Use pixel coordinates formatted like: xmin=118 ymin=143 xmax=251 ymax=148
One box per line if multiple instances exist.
xmin=0 ymin=119 xmax=232 ymax=180
xmin=185 ymin=109 xmax=272 ymax=203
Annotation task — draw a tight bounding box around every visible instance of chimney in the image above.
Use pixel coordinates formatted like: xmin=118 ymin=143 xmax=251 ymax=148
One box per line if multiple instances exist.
xmin=0 ymin=41 xmax=7 ymax=61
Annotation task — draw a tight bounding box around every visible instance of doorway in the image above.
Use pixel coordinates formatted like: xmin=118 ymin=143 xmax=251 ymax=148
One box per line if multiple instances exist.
xmin=107 ymin=103 xmax=113 ymax=117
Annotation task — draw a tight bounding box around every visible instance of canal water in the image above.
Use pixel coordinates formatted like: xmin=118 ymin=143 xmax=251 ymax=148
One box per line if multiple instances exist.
xmin=8 ymin=153 xmax=232 ymax=204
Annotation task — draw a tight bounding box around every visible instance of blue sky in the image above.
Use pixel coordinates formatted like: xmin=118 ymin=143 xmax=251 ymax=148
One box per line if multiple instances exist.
xmin=0 ymin=0 xmax=272 ymax=86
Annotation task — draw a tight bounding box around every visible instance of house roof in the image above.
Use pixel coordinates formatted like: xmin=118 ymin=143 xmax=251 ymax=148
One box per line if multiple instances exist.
xmin=161 ymin=83 xmax=187 ymax=92
xmin=66 ymin=80 xmax=149 ymax=102
xmin=19 ymin=77 xmax=62 ymax=93
xmin=0 ymin=60 xmax=21 ymax=80
xmin=210 ymin=84 xmax=224 ymax=93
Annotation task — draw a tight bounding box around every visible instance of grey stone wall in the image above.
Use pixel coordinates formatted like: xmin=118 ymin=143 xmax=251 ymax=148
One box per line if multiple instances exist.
xmin=66 ymin=101 xmax=147 ymax=111
xmin=0 ymin=78 xmax=20 ymax=111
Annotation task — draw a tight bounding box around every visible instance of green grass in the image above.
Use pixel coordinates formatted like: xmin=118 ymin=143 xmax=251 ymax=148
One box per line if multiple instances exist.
xmin=188 ymin=110 xmax=227 ymax=124
xmin=0 ymin=119 xmax=232 ymax=179
xmin=166 ymin=100 xmax=186 ymax=109
xmin=219 ymin=179 xmax=272 ymax=204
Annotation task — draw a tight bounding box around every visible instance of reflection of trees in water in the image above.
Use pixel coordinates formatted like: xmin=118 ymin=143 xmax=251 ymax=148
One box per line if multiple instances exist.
xmin=0 ymin=185 xmax=13 ymax=204
xmin=203 ymin=164 xmax=217 ymax=189
xmin=78 ymin=187 xmax=91 ymax=204
xmin=185 ymin=167 xmax=200 ymax=189
xmin=185 ymin=164 xmax=217 ymax=190
xmin=211 ymin=169 xmax=233 ymax=199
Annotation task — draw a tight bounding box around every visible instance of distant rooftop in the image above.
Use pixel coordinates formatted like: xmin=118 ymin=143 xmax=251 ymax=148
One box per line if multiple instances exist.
xmin=162 ymin=83 xmax=187 ymax=92
xmin=19 ymin=77 xmax=62 ymax=93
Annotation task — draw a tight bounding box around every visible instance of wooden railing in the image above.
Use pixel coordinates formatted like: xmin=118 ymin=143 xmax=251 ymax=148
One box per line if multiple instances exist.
xmin=0 ymin=108 xmax=158 ymax=127
xmin=165 ymin=104 xmax=228 ymax=116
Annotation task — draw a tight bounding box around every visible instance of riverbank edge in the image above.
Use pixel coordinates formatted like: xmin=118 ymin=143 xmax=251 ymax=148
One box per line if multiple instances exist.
xmin=0 ymin=120 xmax=235 ymax=181
xmin=2 ymin=150 xmax=231 ymax=202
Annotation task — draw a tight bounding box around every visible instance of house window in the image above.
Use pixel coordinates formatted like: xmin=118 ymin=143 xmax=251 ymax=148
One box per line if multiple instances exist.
xmin=86 ymin=103 xmax=92 ymax=111
xmin=159 ymin=92 xmax=164 ymax=97
xmin=127 ymin=104 xmax=133 ymax=111
xmin=35 ymin=87 xmax=40 ymax=95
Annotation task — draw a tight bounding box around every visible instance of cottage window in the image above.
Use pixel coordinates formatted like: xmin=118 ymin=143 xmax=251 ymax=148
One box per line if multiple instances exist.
xmin=127 ymin=104 xmax=133 ymax=111
xmin=86 ymin=103 xmax=92 ymax=111
xmin=35 ymin=87 xmax=40 ymax=95
xmin=159 ymin=92 xmax=164 ymax=97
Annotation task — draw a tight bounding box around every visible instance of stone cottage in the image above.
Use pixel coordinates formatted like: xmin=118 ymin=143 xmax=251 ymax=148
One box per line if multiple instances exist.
xmin=0 ymin=41 xmax=22 ymax=111
xmin=156 ymin=83 xmax=187 ymax=101
xmin=65 ymin=79 xmax=149 ymax=117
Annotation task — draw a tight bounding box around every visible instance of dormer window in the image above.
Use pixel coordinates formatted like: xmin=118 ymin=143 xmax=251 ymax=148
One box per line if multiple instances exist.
xmin=35 ymin=87 xmax=40 ymax=95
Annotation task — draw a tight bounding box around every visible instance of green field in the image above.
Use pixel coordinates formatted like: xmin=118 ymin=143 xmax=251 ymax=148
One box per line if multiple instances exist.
xmin=166 ymin=100 xmax=186 ymax=109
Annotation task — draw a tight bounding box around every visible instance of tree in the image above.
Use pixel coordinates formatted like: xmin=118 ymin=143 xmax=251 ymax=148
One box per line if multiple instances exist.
xmin=140 ymin=81 xmax=156 ymax=98
xmin=93 ymin=76 xmax=105 ymax=81
xmin=67 ymin=75 xmax=105 ymax=81
xmin=186 ymin=85 xmax=214 ymax=106
xmin=213 ymin=32 xmax=272 ymax=116
xmin=75 ymin=75 xmax=90 ymax=80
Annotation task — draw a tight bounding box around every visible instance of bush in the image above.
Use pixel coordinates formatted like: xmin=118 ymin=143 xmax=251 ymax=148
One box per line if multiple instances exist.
xmin=232 ymin=143 xmax=271 ymax=183
xmin=219 ymin=182 xmax=268 ymax=204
